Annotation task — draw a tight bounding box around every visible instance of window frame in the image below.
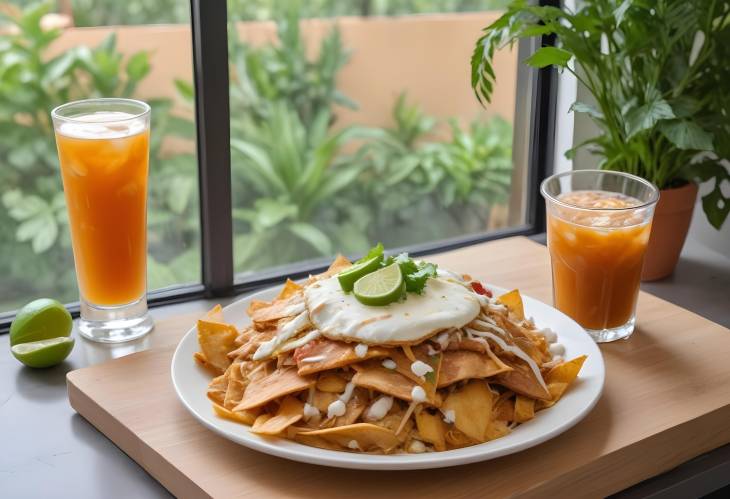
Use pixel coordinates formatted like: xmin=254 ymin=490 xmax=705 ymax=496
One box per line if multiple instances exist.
xmin=0 ymin=0 xmax=558 ymax=332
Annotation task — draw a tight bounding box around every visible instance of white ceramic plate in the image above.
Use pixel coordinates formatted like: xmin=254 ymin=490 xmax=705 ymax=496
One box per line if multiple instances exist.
xmin=171 ymin=283 xmax=604 ymax=470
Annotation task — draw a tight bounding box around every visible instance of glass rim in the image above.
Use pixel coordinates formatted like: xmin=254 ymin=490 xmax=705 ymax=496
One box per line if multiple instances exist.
xmin=540 ymin=169 xmax=660 ymax=212
xmin=51 ymin=97 xmax=151 ymax=124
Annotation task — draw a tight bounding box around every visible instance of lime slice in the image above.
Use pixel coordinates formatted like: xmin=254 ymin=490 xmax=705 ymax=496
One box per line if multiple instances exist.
xmin=338 ymin=255 xmax=383 ymax=292
xmin=11 ymin=336 xmax=75 ymax=368
xmin=10 ymin=298 xmax=72 ymax=346
xmin=353 ymin=263 xmax=405 ymax=306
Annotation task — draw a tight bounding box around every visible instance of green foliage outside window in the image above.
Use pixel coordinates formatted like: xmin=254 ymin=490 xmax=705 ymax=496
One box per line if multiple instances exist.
xmin=0 ymin=1 xmax=513 ymax=311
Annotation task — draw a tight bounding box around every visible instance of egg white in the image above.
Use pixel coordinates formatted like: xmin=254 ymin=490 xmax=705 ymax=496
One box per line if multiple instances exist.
xmin=304 ymin=275 xmax=480 ymax=345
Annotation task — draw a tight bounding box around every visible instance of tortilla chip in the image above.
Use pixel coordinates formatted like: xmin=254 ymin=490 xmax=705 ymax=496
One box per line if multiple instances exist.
xmin=494 ymin=396 xmax=515 ymax=421
xmin=514 ymin=395 xmax=535 ymax=423
xmin=223 ymin=362 xmax=248 ymax=409
xmin=438 ymin=350 xmax=512 ymax=387
xmin=197 ymin=306 xmax=238 ymax=374
xmin=316 ymin=254 xmax=352 ymax=279
xmin=212 ymin=402 xmax=259 ymax=425
xmin=277 ymin=279 xmax=303 ymax=300
xmin=485 ymin=419 xmax=511 ymax=440
xmin=353 ymin=363 xmax=441 ymax=406
xmin=295 ymin=423 xmax=400 ymax=453
xmin=250 ymin=294 xmax=305 ymax=325
xmin=445 ymin=429 xmax=476 ymax=449
xmin=251 ymin=396 xmax=304 ymax=435
xmin=494 ymin=358 xmax=551 ymax=401
xmin=206 ymin=373 xmax=228 ymax=406
xmin=332 ymin=387 xmax=368 ymax=427
xmin=316 ymin=373 xmax=348 ymax=393
xmin=235 ymin=367 xmax=314 ymax=411
xmin=498 ymin=289 xmax=525 ymax=321
xmin=294 ymin=339 xmax=390 ymax=376
xmin=415 ymin=410 xmax=446 ymax=451
xmin=537 ymin=355 xmax=587 ymax=409
xmin=441 ymin=380 xmax=493 ymax=442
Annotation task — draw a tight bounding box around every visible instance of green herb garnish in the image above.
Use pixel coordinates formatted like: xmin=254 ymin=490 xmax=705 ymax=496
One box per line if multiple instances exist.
xmin=383 ymin=253 xmax=438 ymax=294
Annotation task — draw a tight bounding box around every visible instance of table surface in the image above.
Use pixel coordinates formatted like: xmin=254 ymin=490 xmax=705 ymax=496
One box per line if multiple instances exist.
xmin=1 ymin=235 xmax=729 ymax=499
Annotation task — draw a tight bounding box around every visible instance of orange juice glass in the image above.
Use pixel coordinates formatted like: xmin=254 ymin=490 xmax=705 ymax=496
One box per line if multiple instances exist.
xmin=52 ymin=99 xmax=154 ymax=343
xmin=541 ymin=170 xmax=659 ymax=342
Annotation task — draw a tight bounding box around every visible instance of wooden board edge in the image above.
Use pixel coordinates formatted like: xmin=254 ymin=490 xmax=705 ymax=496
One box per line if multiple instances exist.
xmin=66 ymin=374 xmax=211 ymax=499
xmin=521 ymin=404 xmax=730 ymax=498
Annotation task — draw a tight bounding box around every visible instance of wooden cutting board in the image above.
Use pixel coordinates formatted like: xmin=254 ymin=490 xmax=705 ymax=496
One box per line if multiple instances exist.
xmin=66 ymin=237 xmax=730 ymax=498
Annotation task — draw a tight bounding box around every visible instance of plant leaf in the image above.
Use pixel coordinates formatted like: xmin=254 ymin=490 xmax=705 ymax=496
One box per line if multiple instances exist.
xmin=288 ymin=223 xmax=332 ymax=255
xmin=625 ymin=99 xmax=675 ymax=137
xmin=524 ymin=47 xmax=573 ymax=69
xmin=658 ymin=120 xmax=714 ymax=151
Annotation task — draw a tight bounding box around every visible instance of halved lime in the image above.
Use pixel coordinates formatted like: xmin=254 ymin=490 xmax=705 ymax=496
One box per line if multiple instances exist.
xmin=10 ymin=298 xmax=72 ymax=346
xmin=338 ymin=254 xmax=383 ymax=292
xmin=11 ymin=336 xmax=75 ymax=368
xmin=353 ymin=263 xmax=405 ymax=306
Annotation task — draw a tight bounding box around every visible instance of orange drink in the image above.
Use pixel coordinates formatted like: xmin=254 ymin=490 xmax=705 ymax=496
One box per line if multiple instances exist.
xmin=541 ymin=171 xmax=658 ymax=342
xmin=52 ymin=99 xmax=154 ymax=343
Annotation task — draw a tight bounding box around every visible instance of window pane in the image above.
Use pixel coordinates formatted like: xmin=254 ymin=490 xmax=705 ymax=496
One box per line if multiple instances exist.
xmin=228 ymin=1 xmax=526 ymax=280
xmin=0 ymin=1 xmax=199 ymax=311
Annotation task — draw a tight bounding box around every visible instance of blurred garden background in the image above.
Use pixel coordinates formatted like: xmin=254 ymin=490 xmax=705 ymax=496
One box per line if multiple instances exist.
xmin=0 ymin=0 xmax=518 ymax=311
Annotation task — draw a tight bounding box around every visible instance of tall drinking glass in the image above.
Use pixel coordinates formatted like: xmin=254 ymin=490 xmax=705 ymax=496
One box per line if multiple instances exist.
xmin=541 ymin=170 xmax=659 ymax=343
xmin=51 ymin=98 xmax=154 ymax=343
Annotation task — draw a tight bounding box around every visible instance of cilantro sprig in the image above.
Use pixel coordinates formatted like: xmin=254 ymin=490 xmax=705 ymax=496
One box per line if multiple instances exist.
xmin=343 ymin=243 xmax=438 ymax=297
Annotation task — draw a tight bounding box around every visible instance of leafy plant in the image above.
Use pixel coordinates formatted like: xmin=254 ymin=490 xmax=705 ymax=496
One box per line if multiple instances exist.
xmin=358 ymin=94 xmax=513 ymax=247
xmin=471 ymin=0 xmax=730 ymax=229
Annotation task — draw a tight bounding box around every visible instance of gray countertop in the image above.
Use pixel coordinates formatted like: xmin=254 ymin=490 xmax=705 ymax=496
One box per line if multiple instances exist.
xmin=1 ymin=235 xmax=728 ymax=498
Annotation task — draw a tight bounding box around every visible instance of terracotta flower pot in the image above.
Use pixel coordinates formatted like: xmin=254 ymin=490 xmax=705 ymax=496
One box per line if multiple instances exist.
xmin=641 ymin=182 xmax=698 ymax=281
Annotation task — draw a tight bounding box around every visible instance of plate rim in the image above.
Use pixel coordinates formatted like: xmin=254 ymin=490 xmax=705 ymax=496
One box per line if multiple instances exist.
xmin=170 ymin=282 xmax=605 ymax=470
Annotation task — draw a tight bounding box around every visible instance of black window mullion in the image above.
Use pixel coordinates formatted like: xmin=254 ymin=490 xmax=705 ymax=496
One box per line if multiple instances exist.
xmin=190 ymin=0 xmax=234 ymax=297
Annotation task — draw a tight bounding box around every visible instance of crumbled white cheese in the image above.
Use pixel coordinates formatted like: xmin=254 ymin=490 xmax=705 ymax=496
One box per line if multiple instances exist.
xmin=410 ymin=360 xmax=434 ymax=378
xmin=411 ymin=385 xmax=427 ymax=403
xmin=327 ymin=400 xmax=346 ymax=419
xmin=426 ymin=344 xmax=439 ymax=356
xmin=549 ymin=343 xmax=566 ymax=356
xmin=364 ymin=396 xmax=393 ymax=421
xmin=539 ymin=327 xmax=558 ymax=343
xmin=408 ymin=439 xmax=427 ymax=453
xmin=354 ymin=343 xmax=368 ymax=358
xmin=382 ymin=358 xmax=397 ymax=370
xmin=303 ymin=403 xmax=320 ymax=420
xmin=347 ymin=439 xmax=360 ymax=450
xmin=435 ymin=331 xmax=451 ymax=349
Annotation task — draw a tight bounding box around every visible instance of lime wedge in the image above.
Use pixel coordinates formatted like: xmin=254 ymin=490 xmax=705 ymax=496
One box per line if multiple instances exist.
xmin=11 ymin=336 xmax=75 ymax=368
xmin=338 ymin=255 xmax=383 ymax=292
xmin=353 ymin=263 xmax=405 ymax=306
xmin=10 ymin=298 xmax=72 ymax=346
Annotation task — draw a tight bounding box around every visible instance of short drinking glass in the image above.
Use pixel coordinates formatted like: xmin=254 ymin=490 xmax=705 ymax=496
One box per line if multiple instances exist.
xmin=51 ymin=98 xmax=154 ymax=343
xmin=541 ymin=170 xmax=659 ymax=343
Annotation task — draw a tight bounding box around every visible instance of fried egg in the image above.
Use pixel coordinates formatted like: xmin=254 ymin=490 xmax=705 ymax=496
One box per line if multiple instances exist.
xmin=304 ymin=275 xmax=480 ymax=345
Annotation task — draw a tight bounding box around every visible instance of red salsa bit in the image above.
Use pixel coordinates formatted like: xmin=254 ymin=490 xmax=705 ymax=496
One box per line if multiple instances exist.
xmin=470 ymin=281 xmax=492 ymax=297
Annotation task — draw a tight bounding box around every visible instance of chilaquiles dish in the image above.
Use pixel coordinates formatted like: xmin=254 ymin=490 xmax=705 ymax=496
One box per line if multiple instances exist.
xmin=194 ymin=245 xmax=586 ymax=454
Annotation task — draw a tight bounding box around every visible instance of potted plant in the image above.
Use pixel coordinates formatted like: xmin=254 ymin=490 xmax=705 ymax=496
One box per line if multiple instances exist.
xmin=471 ymin=0 xmax=729 ymax=280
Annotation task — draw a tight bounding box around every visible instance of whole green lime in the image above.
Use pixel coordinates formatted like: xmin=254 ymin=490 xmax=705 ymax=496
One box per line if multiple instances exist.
xmin=11 ymin=337 xmax=75 ymax=368
xmin=10 ymin=298 xmax=72 ymax=347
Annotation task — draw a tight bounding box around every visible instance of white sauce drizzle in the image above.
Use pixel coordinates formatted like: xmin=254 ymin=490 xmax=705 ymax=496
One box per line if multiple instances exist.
xmin=252 ymin=311 xmax=311 ymax=360
xmin=300 ymin=354 xmax=326 ymax=363
xmin=354 ymin=343 xmax=369 ymax=358
xmin=473 ymin=318 xmax=508 ymax=336
xmin=279 ymin=329 xmax=321 ymax=353
xmin=381 ymin=359 xmax=397 ymax=370
xmin=365 ymin=396 xmax=393 ymax=421
xmin=327 ymin=382 xmax=356 ymax=419
xmin=410 ymin=360 xmax=434 ymax=378
xmin=303 ymin=403 xmax=320 ymax=420
xmin=442 ymin=409 xmax=456 ymax=424
xmin=347 ymin=440 xmax=360 ymax=450
xmin=280 ymin=301 xmax=306 ymax=317
xmin=434 ymin=331 xmax=451 ymax=350
xmin=411 ymin=385 xmax=427 ymax=403
xmin=465 ymin=327 xmax=548 ymax=392
xmin=426 ymin=344 xmax=439 ymax=356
